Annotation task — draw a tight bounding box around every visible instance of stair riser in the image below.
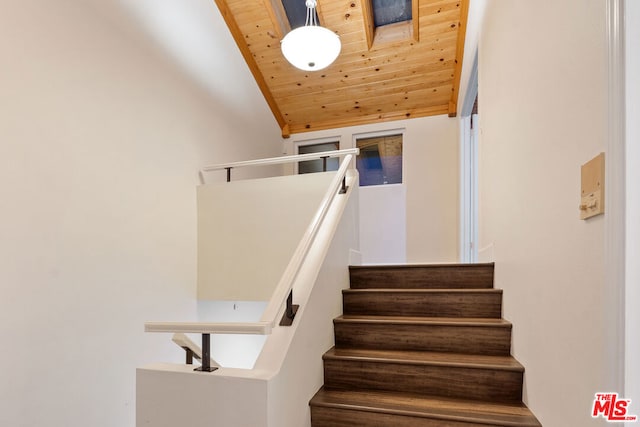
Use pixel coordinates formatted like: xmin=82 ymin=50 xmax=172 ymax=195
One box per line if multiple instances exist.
xmin=343 ymin=291 xmax=502 ymax=318
xmin=311 ymin=406 xmax=496 ymax=427
xmin=334 ymin=322 xmax=511 ymax=356
xmin=349 ymin=265 xmax=494 ymax=290
xmin=324 ymin=360 xmax=523 ymax=402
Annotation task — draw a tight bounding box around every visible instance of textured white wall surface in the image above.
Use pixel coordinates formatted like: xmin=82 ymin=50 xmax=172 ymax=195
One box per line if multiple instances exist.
xmin=479 ymin=1 xmax=616 ymax=425
xmin=0 ymin=1 xmax=281 ymax=426
xmin=198 ymin=172 xmax=335 ymax=300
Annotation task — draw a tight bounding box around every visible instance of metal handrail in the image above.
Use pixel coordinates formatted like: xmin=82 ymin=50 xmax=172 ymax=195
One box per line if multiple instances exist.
xmin=199 ymin=148 xmax=359 ymax=183
xmin=201 ymin=148 xmax=358 ymax=172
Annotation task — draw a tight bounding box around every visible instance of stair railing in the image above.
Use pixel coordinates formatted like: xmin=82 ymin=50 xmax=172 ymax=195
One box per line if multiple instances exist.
xmin=145 ymin=148 xmax=358 ymax=372
xmin=198 ymin=148 xmax=359 ymax=184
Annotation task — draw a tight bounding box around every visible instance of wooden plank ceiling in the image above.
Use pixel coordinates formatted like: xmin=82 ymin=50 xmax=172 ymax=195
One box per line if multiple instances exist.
xmin=214 ymin=0 xmax=468 ymax=137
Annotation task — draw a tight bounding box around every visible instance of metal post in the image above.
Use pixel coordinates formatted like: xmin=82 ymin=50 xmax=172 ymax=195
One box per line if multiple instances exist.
xmin=226 ymin=167 xmax=232 ymax=182
xmin=286 ymin=291 xmax=294 ymax=319
xmin=339 ymin=176 xmax=348 ymax=194
xmin=194 ymin=334 xmax=218 ymax=372
xmin=183 ymin=347 xmax=194 ymax=365
xmin=320 ymin=156 xmax=329 ymax=172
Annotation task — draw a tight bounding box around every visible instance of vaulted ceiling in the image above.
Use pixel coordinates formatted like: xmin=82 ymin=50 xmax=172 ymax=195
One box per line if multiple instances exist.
xmin=213 ymin=0 xmax=468 ymax=137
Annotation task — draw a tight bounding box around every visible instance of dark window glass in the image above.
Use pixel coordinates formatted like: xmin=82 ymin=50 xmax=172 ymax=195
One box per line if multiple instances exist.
xmin=282 ymin=0 xmax=319 ymax=28
xmin=356 ymin=134 xmax=403 ymax=186
xmin=372 ymin=0 xmax=412 ymax=28
xmin=298 ymin=142 xmax=340 ymax=174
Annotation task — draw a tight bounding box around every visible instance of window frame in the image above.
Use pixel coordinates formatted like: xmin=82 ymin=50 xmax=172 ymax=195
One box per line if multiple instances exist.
xmin=293 ymin=136 xmax=342 ymax=175
xmin=352 ymin=128 xmax=405 ymax=187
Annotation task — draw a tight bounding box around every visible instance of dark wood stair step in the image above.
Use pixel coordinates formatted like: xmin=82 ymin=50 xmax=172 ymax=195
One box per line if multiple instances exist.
xmin=349 ymin=263 xmax=495 ymax=290
xmin=323 ymin=347 xmax=523 ymax=402
xmin=343 ymin=288 xmax=502 ymax=318
xmin=334 ymin=315 xmax=512 ymax=356
xmin=310 ymin=388 xmax=541 ymax=427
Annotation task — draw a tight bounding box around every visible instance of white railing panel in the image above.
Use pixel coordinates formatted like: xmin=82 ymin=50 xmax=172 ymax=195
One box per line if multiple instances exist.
xmin=197 ymin=171 xmax=337 ymax=302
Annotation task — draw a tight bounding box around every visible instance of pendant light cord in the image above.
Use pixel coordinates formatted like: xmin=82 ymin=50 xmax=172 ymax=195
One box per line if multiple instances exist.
xmin=305 ymin=0 xmax=318 ymax=27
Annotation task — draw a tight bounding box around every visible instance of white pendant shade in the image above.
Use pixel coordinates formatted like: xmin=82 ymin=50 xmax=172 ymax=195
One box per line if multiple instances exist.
xmin=281 ymin=25 xmax=341 ymax=71
xmin=280 ymin=0 xmax=341 ymax=71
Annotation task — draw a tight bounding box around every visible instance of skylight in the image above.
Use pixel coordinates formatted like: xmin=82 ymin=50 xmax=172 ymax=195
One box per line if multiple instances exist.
xmin=281 ymin=0 xmax=319 ymax=29
xmin=372 ymin=0 xmax=412 ymax=28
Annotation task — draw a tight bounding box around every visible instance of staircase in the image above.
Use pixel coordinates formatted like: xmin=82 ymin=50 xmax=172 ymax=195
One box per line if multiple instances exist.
xmin=309 ymin=263 xmax=541 ymax=427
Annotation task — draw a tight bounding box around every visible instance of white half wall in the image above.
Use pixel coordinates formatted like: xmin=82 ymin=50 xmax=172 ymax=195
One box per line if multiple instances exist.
xmin=197 ymin=172 xmax=336 ymax=300
xmin=478 ymin=1 xmax=614 ymax=425
xmin=284 ymin=115 xmax=459 ymax=264
xmin=0 ymin=2 xmax=281 ymax=427
xmin=358 ymin=184 xmax=406 ymax=264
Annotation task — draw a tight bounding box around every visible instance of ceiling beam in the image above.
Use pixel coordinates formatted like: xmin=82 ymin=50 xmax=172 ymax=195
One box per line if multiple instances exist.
xmin=263 ymin=0 xmax=290 ymax=38
xmin=448 ymin=0 xmax=469 ymax=118
xmin=412 ymin=0 xmax=420 ymax=42
xmin=359 ymin=0 xmax=375 ymax=50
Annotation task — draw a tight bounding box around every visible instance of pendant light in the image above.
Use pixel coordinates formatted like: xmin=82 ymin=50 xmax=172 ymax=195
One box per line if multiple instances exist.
xmin=281 ymin=0 xmax=341 ymax=71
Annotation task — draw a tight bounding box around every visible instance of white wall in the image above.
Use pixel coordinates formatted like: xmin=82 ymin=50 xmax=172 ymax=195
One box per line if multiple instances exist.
xmin=625 ymin=0 xmax=640 ymax=408
xmin=285 ymin=115 xmax=459 ymax=264
xmin=0 ymin=1 xmax=281 ymax=426
xmin=358 ymin=184 xmax=406 ymax=264
xmin=404 ymin=116 xmax=459 ymax=262
xmin=198 ymin=172 xmax=336 ymax=300
xmin=478 ymin=1 xmax=615 ymax=426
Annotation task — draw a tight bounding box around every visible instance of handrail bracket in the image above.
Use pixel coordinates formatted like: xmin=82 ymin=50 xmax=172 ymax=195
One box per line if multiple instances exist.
xmin=279 ymin=290 xmax=299 ymax=327
xmin=339 ymin=176 xmax=348 ymax=194
xmin=181 ymin=346 xmax=194 ymax=364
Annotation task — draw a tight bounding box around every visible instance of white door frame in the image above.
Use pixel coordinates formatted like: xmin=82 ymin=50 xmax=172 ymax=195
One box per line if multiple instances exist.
xmin=605 ymin=0 xmax=627 ymax=405
xmin=459 ymin=52 xmax=479 ymax=263
xmin=624 ymin=0 xmax=640 ymax=408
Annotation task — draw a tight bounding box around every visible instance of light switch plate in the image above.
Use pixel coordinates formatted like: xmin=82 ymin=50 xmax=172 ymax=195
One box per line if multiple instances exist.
xmin=580 ymin=152 xmax=605 ymax=220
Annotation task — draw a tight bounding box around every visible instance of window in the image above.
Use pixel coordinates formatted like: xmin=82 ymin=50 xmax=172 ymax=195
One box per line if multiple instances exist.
xmin=372 ymin=0 xmax=412 ymax=28
xmin=356 ymin=134 xmax=403 ymax=186
xmin=297 ymin=141 xmax=340 ymax=174
xmin=370 ymin=0 xmax=415 ymax=45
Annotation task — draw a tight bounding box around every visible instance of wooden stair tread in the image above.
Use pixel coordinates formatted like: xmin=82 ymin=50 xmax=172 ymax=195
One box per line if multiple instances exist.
xmin=342 ymin=288 xmax=503 ymax=319
xmin=336 ymin=315 xmax=512 ymax=327
xmin=311 ymin=388 xmax=541 ymax=427
xmin=343 ymin=288 xmax=503 ymax=294
xmin=323 ymin=347 xmax=523 ymax=372
xmin=349 ymin=263 xmax=496 ymax=270
xmin=349 ymin=263 xmax=495 ymax=290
